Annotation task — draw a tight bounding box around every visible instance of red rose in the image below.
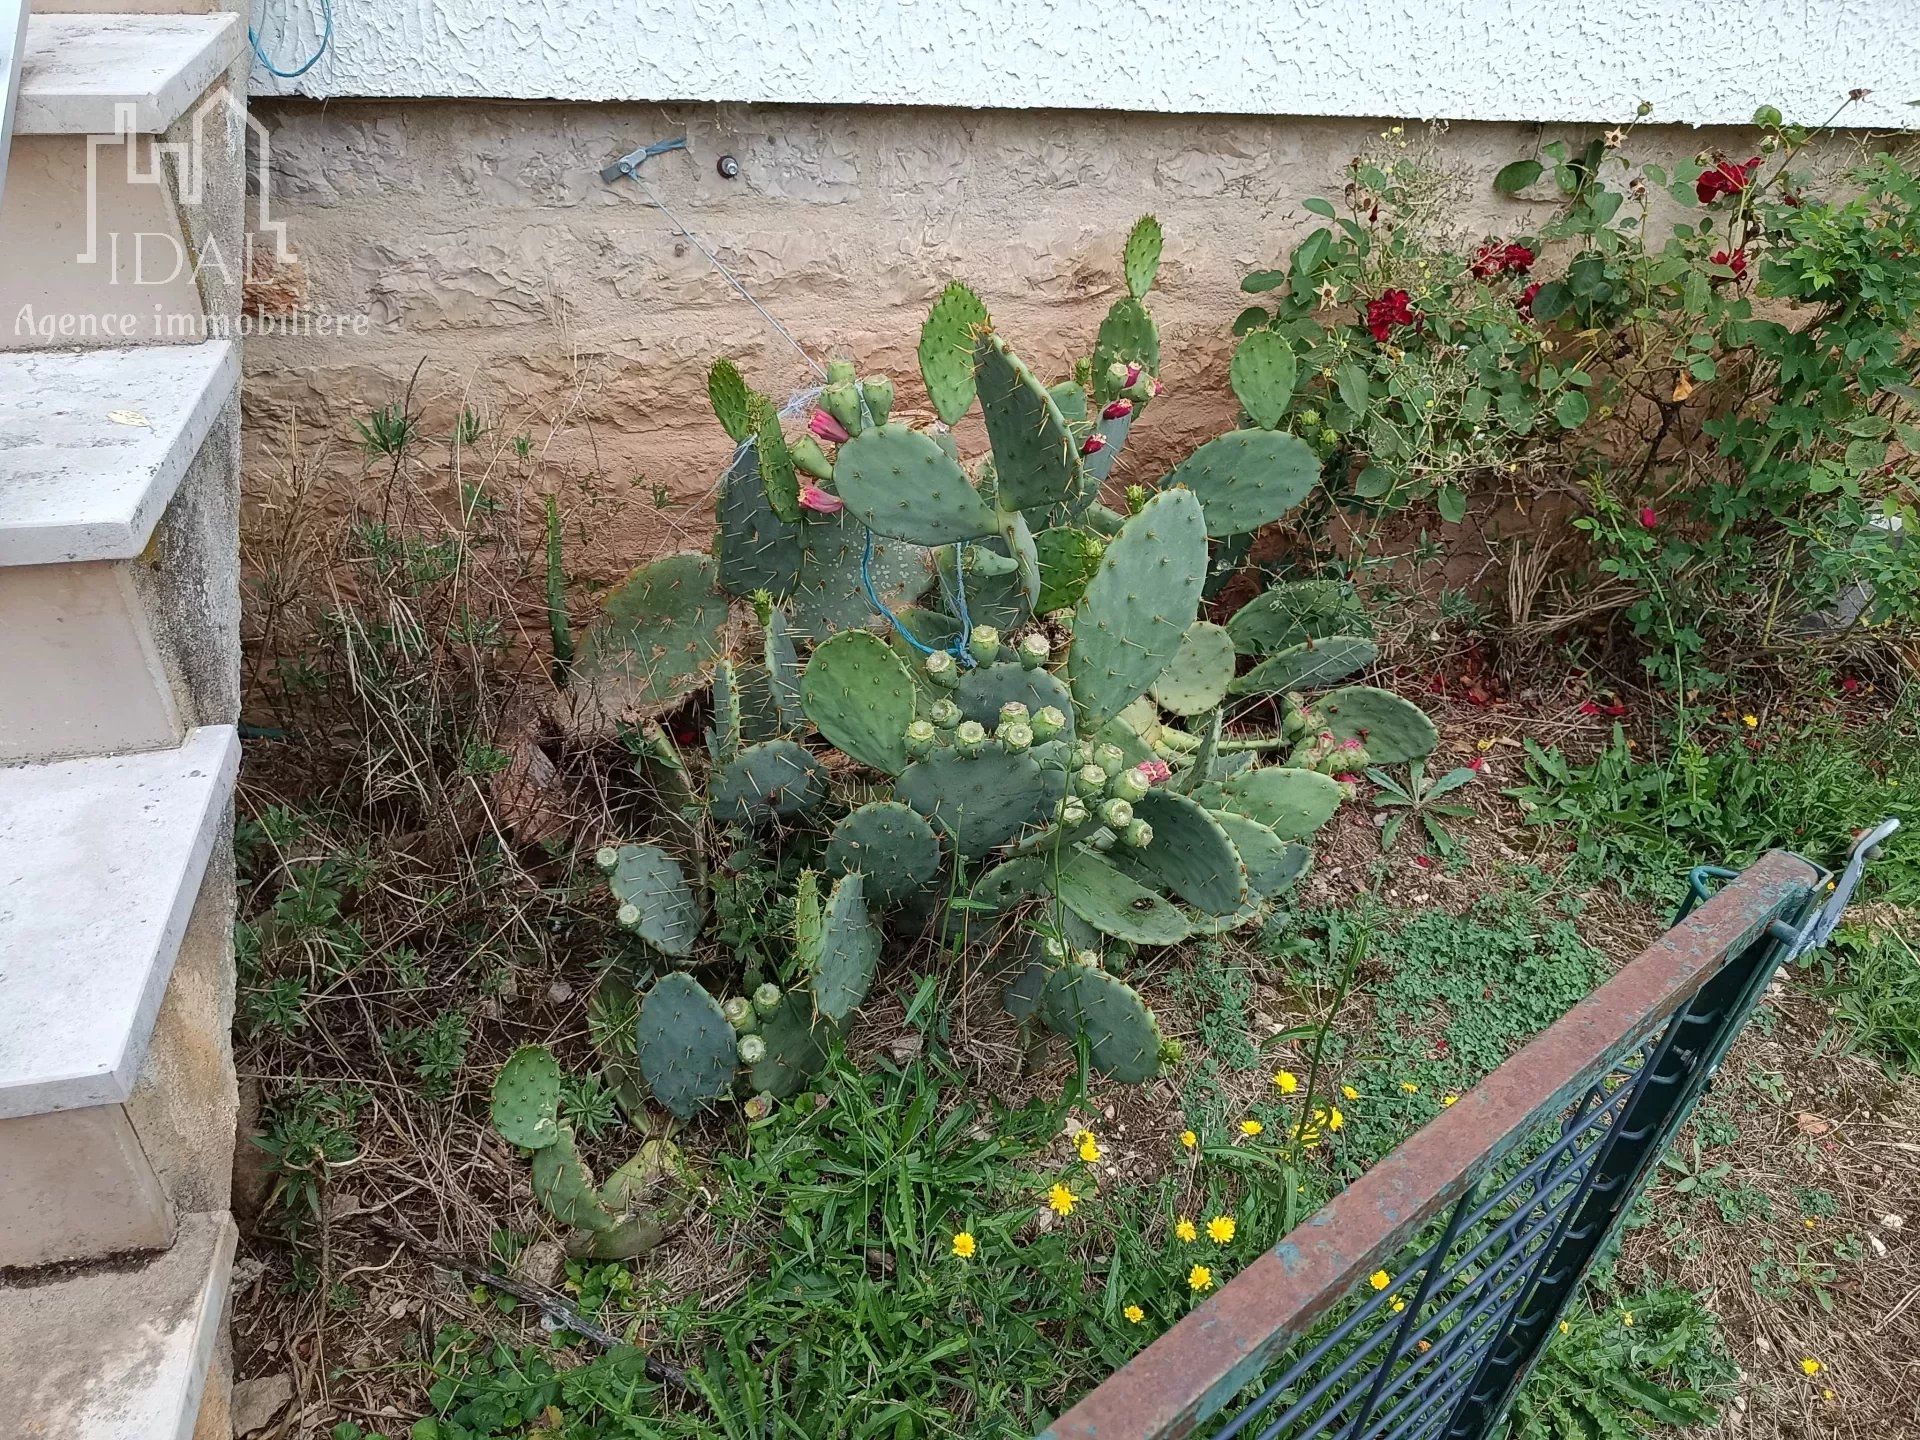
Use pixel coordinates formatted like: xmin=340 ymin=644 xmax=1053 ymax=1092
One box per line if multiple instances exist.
xmin=1366 ymin=288 xmax=1418 ymax=342
xmin=1516 ymin=281 xmax=1543 ymax=317
xmin=1502 ymin=243 xmax=1536 ymax=274
xmin=1577 ymin=701 xmax=1603 ymax=717
xmin=1696 ymin=156 xmax=1761 ymax=204
xmin=1471 ymin=242 xmax=1505 ymax=280
xmin=1710 ymin=248 xmax=1748 ymax=280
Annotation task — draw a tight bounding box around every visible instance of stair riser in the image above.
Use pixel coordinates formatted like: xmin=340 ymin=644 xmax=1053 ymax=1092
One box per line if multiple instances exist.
xmin=0 ymin=1104 xmax=173 ymax=1269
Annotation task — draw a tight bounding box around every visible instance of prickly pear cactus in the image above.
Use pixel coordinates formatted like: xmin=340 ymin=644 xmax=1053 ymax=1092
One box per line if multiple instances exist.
xmin=579 ymin=216 xmax=1441 ymax=1120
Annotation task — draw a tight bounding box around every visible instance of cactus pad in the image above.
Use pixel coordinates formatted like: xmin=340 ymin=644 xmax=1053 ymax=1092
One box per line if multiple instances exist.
xmin=575 ymin=553 xmax=728 ymax=717
xmin=1122 ymin=215 xmax=1164 ymax=301
xmin=531 ymin=1126 xmax=615 ymax=1233
xmin=1161 ymin=428 xmax=1320 ymax=538
xmin=955 ymin=663 xmax=1076 ymax=747
xmin=1211 ymin=810 xmax=1312 ymax=898
xmin=1229 ymin=330 xmax=1299 ymax=430
xmin=708 ymin=659 xmax=742 ymax=767
xmin=920 ymin=281 xmax=990 ymax=425
xmin=1092 ymin=299 xmax=1160 ymax=404
xmin=969 ymin=854 xmax=1051 ymax=911
xmin=1035 ymin=526 xmax=1104 ymax=613
xmin=1150 ymin=620 xmax=1237 ymax=716
xmin=753 ymin=397 xmax=802 ymax=522
xmin=1040 ymin=963 xmax=1162 ymax=1082
xmin=763 ymin=609 xmax=806 ymax=732
xmin=1230 ymin=635 xmax=1378 ymax=696
xmin=788 ymin=507 xmax=933 ymax=645
xmin=716 ymin=440 xmax=805 ymax=598
xmin=491 ymin=1046 xmax=564 ymax=1150
xmin=711 ymin=740 xmax=829 ymax=825
xmin=976 ymin=332 xmax=1083 ymax=514
xmin=1200 ymin=766 xmax=1345 ymax=840
xmin=1053 ymin=849 xmax=1192 ymax=946
xmin=1066 ymin=488 xmax=1208 ymax=728
xmin=1226 ymin=580 xmax=1368 ymax=656
xmin=833 ymin=422 xmax=1000 ymax=546
xmin=635 ymin=972 xmax=736 ymax=1118
xmin=748 ymin=990 xmax=835 ymax=1097
xmin=800 ymin=630 xmax=919 ymax=774
xmin=826 ymin=801 xmax=943 ymax=908
xmin=1129 ymin=789 xmax=1250 ymax=914
xmin=1315 ymin=685 xmax=1440 ymax=763
xmin=895 ymin=747 xmax=1058 ymax=855
xmin=809 ymin=873 xmax=882 ymax=1021
xmin=607 ymin=843 xmax=702 ymax=958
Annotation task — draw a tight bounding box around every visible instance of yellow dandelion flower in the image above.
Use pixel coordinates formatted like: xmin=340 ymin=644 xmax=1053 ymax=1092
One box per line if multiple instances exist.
xmin=1622 ymin=1311 xmax=1634 ymax=1327
xmin=1124 ymin=1304 xmax=1145 ymax=1324
xmin=1400 ymin=1081 xmax=1419 ymax=1094
xmin=1188 ymin=1264 xmax=1214 ymax=1292
xmin=1477 ymin=736 xmax=1496 ymax=752
xmin=1048 ymin=1183 xmax=1076 ymax=1217
xmin=1175 ymin=1217 xmax=1198 ymax=1242
xmin=951 ymin=1231 xmax=977 ymax=1259
xmin=1077 ymin=1131 xmax=1102 ymax=1164
xmin=1241 ymin=1119 xmax=1265 ymax=1137
xmin=1274 ymin=1070 xmax=1299 ymax=1094
xmin=1804 ymin=1216 xmax=1817 ymax=1229
xmin=1328 ymin=1107 xmax=1345 ymax=1132
xmin=1179 ymin=1129 xmax=1198 ymax=1151
xmin=1391 ymin=1297 xmax=1406 ymax=1313
xmin=1442 ymin=1094 xmax=1458 ymax=1108
xmin=1822 ymin=1388 xmax=1835 ymax=1401
xmin=1559 ymin=1321 xmax=1570 ymax=1336
xmin=1342 ymin=1084 xmax=1360 ymax=1101
xmin=1208 ymin=1215 xmax=1236 ymax=1243
xmin=1370 ymin=1270 xmax=1392 ymax=1291
xmin=1801 ymin=1357 xmax=1823 ymax=1376
xmin=1742 ymin=714 xmax=1759 ymax=728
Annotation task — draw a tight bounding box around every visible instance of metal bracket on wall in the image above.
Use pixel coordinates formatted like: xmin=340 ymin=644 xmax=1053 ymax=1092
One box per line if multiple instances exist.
xmin=600 ymin=135 xmax=687 ymax=185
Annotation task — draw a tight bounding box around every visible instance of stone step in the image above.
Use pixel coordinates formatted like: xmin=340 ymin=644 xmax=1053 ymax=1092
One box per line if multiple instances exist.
xmin=0 ymin=340 xmax=238 ymax=566
xmin=1 ymin=1210 xmax=236 ymax=1440
xmin=0 ymin=725 xmax=239 ymax=1119
xmin=12 ymin=11 xmax=243 ymax=136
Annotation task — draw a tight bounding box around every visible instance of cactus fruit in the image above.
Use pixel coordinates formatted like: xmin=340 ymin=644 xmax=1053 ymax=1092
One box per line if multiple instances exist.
xmin=1122 ymin=819 xmax=1154 ymax=848
xmin=1019 ymin=632 xmax=1051 ymax=669
xmin=799 ymin=630 xmax=919 ymax=774
xmin=606 ymin=844 xmax=703 ymax=958
xmin=1066 ymin=490 xmax=1208 ymax=727
xmin=1312 ymin=685 xmax=1441 ymax=764
xmin=1108 ymin=766 xmax=1150 ymax=804
xmin=808 ymin=873 xmax=882 ymax=1022
xmin=1040 ymin=963 xmax=1163 ymax=1083
xmin=1053 ymin=850 xmax=1192 ymax=946
xmin=1226 ymin=580 xmax=1369 ymax=657
xmin=925 ymin=650 xmax=960 ymax=690
xmin=738 ymin=1034 xmax=768 ymax=1065
xmin=970 ymin=624 xmax=1002 ymax=664
xmin=999 ymin=721 xmax=1034 ymax=753
xmin=574 ymin=553 xmax=729 ymax=720
xmin=1229 ymin=329 xmax=1299 ymax=430
xmin=1230 ymin=636 xmax=1379 ymax=696
xmin=998 ymin=701 xmax=1030 ymax=726
xmin=634 ymin=972 xmax=736 ymax=1119
xmin=1075 ymin=764 xmax=1108 ymax=798
xmin=953 ymin=720 xmax=988 ymax=757
xmin=1128 ymin=789 xmax=1250 ymax=914
xmin=904 ymin=719 xmax=937 ymax=759
xmin=1100 ymin=797 xmax=1135 ymax=829
xmin=491 ymin=1046 xmax=564 ymax=1149
xmin=929 ymin=698 xmax=962 ymax=731
xmin=919 ymin=280 xmax=990 ymax=425
xmin=861 ymin=375 xmax=895 ymax=425
xmin=825 ymin=800 xmax=944 ymax=908
xmin=821 ymin=380 xmax=864 ymax=436
xmin=955 ymin=662 xmax=1076 ymax=747
xmin=1160 ymin=429 xmax=1320 ymax=538
xmin=1031 ymin=705 xmax=1067 ymax=741
xmin=833 ymin=421 xmax=1000 ymax=546
xmin=975 ymin=331 xmax=1084 ymax=513
xmin=1060 ymin=794 xmax=1091 ymax=826
xmin=711 ymin=740 xmax=830 ymax=824
xmin=1094 ymin=743 xmax=1128 ymax=778
xmin=753 ymin=982 xmax=783 ymax=1017
xmin=1150 ymin=620 xmax=1238 ymax=716
xmin=723 ymin=997 xmax=758 ymax=1033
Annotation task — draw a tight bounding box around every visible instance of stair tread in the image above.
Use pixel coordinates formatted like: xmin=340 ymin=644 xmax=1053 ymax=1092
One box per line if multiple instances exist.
xmin=1 ymin=1211 xmax=236 ymax=1440
xmin=0 ymin=342 xmax=239 ymax=566
xmin=0 ymin=726 xmax=239 ymax=1119
xmin=13 ymin=12 xmax=244 ymax=136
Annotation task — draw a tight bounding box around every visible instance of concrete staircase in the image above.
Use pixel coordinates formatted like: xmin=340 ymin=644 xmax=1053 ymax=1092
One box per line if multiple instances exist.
xmin=1 ymin=5 xmax=248 ymax=1438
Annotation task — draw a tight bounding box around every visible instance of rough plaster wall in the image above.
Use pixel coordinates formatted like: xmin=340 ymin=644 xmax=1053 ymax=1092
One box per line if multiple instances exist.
xmin=247 ymin=0 xmax=1919 ymax=132
xmin=243 ymin=100 xmax=1766 ymax=591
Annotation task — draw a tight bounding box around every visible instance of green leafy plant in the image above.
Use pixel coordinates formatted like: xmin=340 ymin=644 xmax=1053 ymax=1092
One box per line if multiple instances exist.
xmin=1365 ymin=758 xmax=1478 ymax=856
xmin=1815 ymin=923 xmax=1920 ymax=1074
xmin=556 ymin=220 xmax=1441 ymax=1122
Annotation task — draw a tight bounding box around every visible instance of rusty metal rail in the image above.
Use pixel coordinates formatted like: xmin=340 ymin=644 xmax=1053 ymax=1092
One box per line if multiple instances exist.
xmin=1038 ymin=829 xmax=1894 ymax=1440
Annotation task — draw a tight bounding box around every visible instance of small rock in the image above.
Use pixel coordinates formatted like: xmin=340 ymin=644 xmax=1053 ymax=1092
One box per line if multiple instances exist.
xmin=1754 ymin=1336 xmax=1773 ymax=1354
xmin=1868 ymin=1233 xmax=1888 ymax=1258
xmin=515 ymin=1239 xmax=567 ymax=1289
xmin=1883 ymin=1213 xmax=1906 ymax=1230
xmin=887 ymin=1033 xmax=924 ymax=1063
xmin=231 ymin=1373 xmax=294 ymax=1437
xmin=547 ymin=980 xmax=575 ymax=1004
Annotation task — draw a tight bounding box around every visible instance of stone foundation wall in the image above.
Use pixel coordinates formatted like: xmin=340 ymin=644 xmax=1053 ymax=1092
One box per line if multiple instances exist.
xmin=242 ymin=100 xmax=1749 ymax=590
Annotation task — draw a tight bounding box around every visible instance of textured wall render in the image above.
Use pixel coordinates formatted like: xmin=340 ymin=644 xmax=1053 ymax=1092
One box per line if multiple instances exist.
xmin=247 ymin=1 xmax=1919 ymax=130
xmin=242 ymin=101 xmax=1775 ymax=593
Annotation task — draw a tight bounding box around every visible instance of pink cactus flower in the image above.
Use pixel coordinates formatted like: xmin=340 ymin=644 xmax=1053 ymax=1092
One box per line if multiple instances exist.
xmin=1135 ymin=759 xmax=1173 ymax=787
xmin=1081 ymin=433 xmax=1108 ymax=456
xmin=809 ymin=410 xmax=851 ymax=445
xmin=797 ymin=484 xmax=845 ymax=514
xmin=1103 ymin=398 xmax=1135 ymax=421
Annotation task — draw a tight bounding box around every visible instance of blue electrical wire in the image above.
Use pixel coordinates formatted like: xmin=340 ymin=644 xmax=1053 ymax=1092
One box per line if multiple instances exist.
xmin=250 ymin=0 xmax=334 ymax=80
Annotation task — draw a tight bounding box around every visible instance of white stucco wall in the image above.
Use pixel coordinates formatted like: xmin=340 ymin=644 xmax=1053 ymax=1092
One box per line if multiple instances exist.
xmin=249 ymin=0 xmax=1917 ymax=128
